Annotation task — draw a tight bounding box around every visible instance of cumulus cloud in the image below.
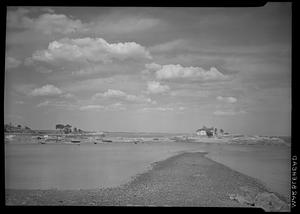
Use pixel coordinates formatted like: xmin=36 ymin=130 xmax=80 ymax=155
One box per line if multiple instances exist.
xmin=216 ymin=96 xmax=237 ymax=103
xmin=147 ymin=81 xmax=170 ymax=94
xmin=5 ymin=56 xmax=22 ymax=69
xmin=93 ymin=89 xmax=154 ymax=104
xmin=145 ymin=62 xmax=162 ymax=71
xmin=33 ymin=14 xmax=86 ymax=35
xmin=7 ymin=7 xmax=161 ymax=36
xmin=156 ymin=64 xmax=228 ymax=81
xmin=7 ymin=8 xmax=86 ymax=35
xmin=142 ymin=63 xmax=163 ymax=75
xmin=29 ymin=84 xmax=63 ymax=96
xmin=102 ymin=89 xmax=127 ymax=97
xmin=31 ymin=37 xmax=152 ymax=64
xmin=143 ymin=63 xmax=229 ymax=81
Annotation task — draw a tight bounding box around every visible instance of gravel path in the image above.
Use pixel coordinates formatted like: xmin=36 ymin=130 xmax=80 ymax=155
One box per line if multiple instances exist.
xmin=5 ymin=152 xmax=287 ymax=207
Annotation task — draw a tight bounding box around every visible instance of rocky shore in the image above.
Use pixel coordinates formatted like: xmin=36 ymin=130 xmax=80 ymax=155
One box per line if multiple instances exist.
xmin=5 ymin=152 xmax=290 ymax=211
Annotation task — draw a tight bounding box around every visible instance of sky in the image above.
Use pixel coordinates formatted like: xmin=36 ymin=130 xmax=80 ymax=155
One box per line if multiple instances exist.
xmin=4 ymin=4 xmax=291 ymax=135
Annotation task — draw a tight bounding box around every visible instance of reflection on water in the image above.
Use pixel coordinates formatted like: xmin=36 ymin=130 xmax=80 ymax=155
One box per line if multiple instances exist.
xmin=5 ymin=141 xmax=290 ymax=200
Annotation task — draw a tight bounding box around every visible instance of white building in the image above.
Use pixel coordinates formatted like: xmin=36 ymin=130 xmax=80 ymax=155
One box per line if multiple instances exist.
xmin=196 ymin=129 xmax=207 ymax=136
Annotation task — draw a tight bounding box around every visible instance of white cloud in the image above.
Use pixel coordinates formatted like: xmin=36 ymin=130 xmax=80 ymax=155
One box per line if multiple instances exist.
xmin=143 ymin=63 xmax=229 ymax=81
xmin=33 ymin=13 xmax=86 ymax=35
xmin=142 ymin=63 xmax=163 ymax=75
xmin=7 ymin=8 xmax=86 ymax=35
xmin=93 ymin=89 xmax=155 ymax=104
xmin=145 ymin=63 xmax=162 ymax=71
xmin=5 ymin=56 xmax=22 ymax=69
xmin=102 ymin=89 xmax=127 ymax=97
xmin=147 ymin=81 xmax=170 ymax=94
xmin=29 ymin=84 xmax=63 ymax=96
xmin=7 ymin=7 xmax=160 ymax=36
xmin=155 ymin=64 xmax=228 ymax=81
xmin=31 ymin=37 xmax=152 ymax=64
xmin=216 ymin=96 xmax=237 ymax=103
xmin=213 ymin=110 xmax=246 ymax=116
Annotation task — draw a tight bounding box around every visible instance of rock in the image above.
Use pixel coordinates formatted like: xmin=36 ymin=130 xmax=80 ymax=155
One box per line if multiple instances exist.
xmin=254 ymin=192 xmax=289 ymax=212
xmin=228 ymin=193 xmax=254 ymax=206
xmin=238 ymin=186 xmax=258 ymax=205
xmin=229 ymin=186 xmax=289 ymax=211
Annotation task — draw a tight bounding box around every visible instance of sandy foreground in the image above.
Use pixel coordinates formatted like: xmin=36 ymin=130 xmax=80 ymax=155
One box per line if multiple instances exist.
xmin=5 ymin=152 xmax=290 ymax=210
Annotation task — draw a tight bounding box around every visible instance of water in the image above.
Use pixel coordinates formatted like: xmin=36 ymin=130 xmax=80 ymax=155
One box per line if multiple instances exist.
xmin=5 ymin=138 xmax=291 ymax=200
xmin=5 ymin=142 xmax=202 ymax=190
xmin=203 ymin=143 xmax=291 ymax=200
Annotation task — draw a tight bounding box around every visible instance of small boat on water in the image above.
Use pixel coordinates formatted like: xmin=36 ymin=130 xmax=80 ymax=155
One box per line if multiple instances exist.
xmin=70 ymin=139 xmax=81 ymax=144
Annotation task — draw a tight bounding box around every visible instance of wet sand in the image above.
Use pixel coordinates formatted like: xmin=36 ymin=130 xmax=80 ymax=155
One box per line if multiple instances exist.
xmin=5 ymin=152 xmax=289 ymax=208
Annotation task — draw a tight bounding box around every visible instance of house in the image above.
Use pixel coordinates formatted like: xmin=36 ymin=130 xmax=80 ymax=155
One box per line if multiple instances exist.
xmin=196 ymin=129 xmax=207 ymax=136
xmin=63 ymin=124 xmax=72 ymax=134
xmin=196 ymin=126 xmax=215 ymax=137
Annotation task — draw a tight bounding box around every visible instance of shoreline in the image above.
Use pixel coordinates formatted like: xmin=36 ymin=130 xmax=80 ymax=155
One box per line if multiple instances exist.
xmin=5 ymin=151 xmax=290 ymax=210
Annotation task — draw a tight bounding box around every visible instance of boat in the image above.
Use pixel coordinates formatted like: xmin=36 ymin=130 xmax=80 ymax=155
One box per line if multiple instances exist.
xmin=70 ymin=139 xmax=81 ymax=144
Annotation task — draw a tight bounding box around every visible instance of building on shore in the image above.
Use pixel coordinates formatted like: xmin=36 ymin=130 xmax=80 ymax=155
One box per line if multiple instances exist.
xmin=196 ymin=126 xmax=215 ymax=137
xmin=63 ymin=124 xmax=72 ymax=134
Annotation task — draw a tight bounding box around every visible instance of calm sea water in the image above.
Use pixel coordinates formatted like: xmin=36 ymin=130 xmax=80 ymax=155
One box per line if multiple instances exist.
xmin=203 ymin=143 xmax=291 ymax=200
xmin=5 ymin=137 xmax=290 ymax=200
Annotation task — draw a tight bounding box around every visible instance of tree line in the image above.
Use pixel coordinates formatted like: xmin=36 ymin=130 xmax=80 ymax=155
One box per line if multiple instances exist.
xmin=55 ymin=124 xmax=84 ymax=134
